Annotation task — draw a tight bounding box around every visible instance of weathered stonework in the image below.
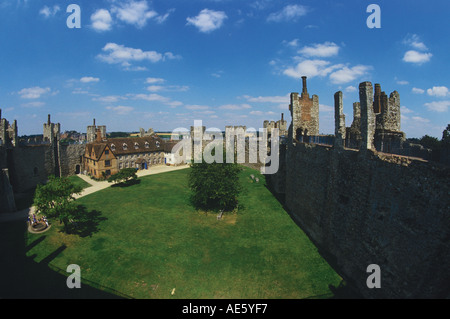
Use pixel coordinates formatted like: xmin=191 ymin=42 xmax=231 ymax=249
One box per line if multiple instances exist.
xmin=334 ymin=91 xmax=346 ymax=148
xmin=289 ymin=76 xmax=319 ymax=139
xmin=359 ymin=82 xmax=375 ymax=151
xmin=281 ymin=143 xmax=450 ymax=298
xmin=266 ymin=80 xmax=450 ymax=298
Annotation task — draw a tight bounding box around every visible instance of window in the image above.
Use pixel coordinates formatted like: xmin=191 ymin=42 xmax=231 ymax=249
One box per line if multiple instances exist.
xmin=134 ymin=142 xmax=139 ymax=150
xmin=111 ymin=144 xmax=116 ymax=151
xmin=105 ymin=150 xmax=109 ymax=155
xmin=145 ymin=142 xmax=149 ymax=148
xmin=123 ymin=143 xmax=128 ymax=150
xmin=105 ymin=160 xmax=111 ymax=167
xmin=106 ymin=170 xmax=111 ymax=176
xmin=156 ymin=141 xmax=160 ymax=148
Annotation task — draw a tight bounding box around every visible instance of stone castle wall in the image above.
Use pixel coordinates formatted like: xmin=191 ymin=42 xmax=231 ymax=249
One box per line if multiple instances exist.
xmin=59 ymin=144 xmax=85 ymax=177
xmin=7 ymin=145 xmax=51 ymax=193
xmin=268 ymin=143 xmax=450 ymax=298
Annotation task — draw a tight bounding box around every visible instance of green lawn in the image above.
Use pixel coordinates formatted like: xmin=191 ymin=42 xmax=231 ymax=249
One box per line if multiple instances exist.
xmin=13 ymin=175 xmax=91 ymax=211
xmin=67 ymin=175 xmax=92 ymax=191
xmin=22 ymin=167 xmax=342 ymax=299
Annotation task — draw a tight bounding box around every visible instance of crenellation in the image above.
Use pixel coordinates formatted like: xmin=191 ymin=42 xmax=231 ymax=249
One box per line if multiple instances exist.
xmin=290 ymin=76 xmax=319 ymax=139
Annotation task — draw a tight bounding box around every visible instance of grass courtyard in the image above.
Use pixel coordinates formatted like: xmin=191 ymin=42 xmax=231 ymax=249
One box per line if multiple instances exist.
xmin=5 ymin=167 xmax=342 ymax=299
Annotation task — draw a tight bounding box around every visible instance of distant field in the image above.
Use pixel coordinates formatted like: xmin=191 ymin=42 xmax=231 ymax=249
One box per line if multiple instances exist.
xmin=23 ymin=167 xmax=342 ymax=299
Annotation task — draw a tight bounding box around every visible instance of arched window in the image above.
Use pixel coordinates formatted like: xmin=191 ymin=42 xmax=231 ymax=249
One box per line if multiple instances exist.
xmin=156 ymin=141 xmax=160 ymax=148
xmin=134 ymin=142 xmax=139 ymax=150
xmin=123 ymin=143 xmax=128 ymax=150
xmin=145 ymin=141 xmax=149 ymax=148
xmin=111 ymin=144 xmax=116 ymax=151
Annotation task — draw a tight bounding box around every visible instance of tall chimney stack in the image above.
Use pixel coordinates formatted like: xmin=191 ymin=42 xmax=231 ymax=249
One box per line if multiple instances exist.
xmin=301 ymin=76 xmax=308 ymax=95
xmin=47 ymin=114 xmax=51 ymax=125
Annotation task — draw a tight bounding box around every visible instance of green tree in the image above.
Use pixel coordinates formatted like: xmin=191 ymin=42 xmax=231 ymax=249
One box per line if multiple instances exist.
xmin=107 ymin=168 xmax=138 ymax=185
xmin=33 ymin=175 xmax=82 ymax=233
xmin=188 ymin=155 xmax=242 ymax=212
xmin=442 ymin=124 xmax=450 ymax=144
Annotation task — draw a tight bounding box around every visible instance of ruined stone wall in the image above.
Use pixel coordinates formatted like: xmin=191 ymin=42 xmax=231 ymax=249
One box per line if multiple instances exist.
xmin=59 ymin=144 xmax=85 ymax=177
xmin=280 ymin=143 xmax=450 ymax=298
xmin=8 ymin=145 xmax=50 ymax=193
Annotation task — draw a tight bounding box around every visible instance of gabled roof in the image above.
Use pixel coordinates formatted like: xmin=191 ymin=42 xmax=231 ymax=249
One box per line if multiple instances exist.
xmin=86 ymin=142 xmax=108 ymax=161
xmin=105 ymin=136 xmax=165 ymax=155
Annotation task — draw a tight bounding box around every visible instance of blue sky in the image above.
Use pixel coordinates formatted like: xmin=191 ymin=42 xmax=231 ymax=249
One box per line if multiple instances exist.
xmin=0 ymin=0 xmax=449 ymax=138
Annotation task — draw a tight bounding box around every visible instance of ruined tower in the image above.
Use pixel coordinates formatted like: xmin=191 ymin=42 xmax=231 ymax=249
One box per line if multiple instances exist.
xmin=0 ymin=109 xmax=19 ymax=148
xmin=359 ymin=82 xmax=376 ymax=151
xmin=43 ymin=114 xmax=60 ymax=144
xmin=289 ymin=76 xmax=319 ymax=140
xmin=87 ymin=119 xmax=106 ymax=143
xmin=334 ymin=91 xmax=346 ymax=148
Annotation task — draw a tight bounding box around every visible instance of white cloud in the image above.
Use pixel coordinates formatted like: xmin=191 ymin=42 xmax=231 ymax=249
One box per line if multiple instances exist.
xmin=146 ymin=85 xmax=188 ymax=92
xmin=18 ymin=87 xmax=51 ymax=99
xmin=427 ymin=86 xmax=449 ymax=97
xmin=106 ymin=106 xmax=134 ymax=115
xmin=411 ymin=116 xmax=431 ymax=123
xmin=329 ymin=65 xmax=370 ymax=84
xmin=345 ymin=86 xmax=357 ymax=93
xmin=21 ymin=101 xmax=45 ymax=108
xmin=39 ymin=5 xmax=60 ymax=18
xmin=91 ymin=9 xmax=113 ymax=32
xmin=284 ymin=39 xmax=299 ymax=47
xmin=403 ymin=34 xmax=428 ymax=51
xmin=93 ymin=96 xmax=126 ymax=103
xmin=401 ymin=106 xmax=414 ymax=114
xmin=396 ymin=80 xmax=409 ymax=85
xmin=403 ymin=50 xmax=432 ymax=64
xmin=111 ymin=0 xmax=157 ymax=28
xmin=155 ymin=8 xmax=175 ymax=24
xmin=80 ymin=76 xmax=100 ymax=83
xmin=146 ymin=77 xmax=165 ymax=84
xmin=412 ymin=87 xmax=425 ymax=94
xmin=219 ymin=104 xmax=252 ymax=110
xmin=283 ymin=59 xmax=341 ymax=79
xmin=424 ymin=101 xmax=450 ymax=112
xmin=163 ymin=52 xmax=182 ymax=61
xmin=243 ymin=94 xmax=289 ymax=104
xmin=186 ymin=9 xmax=227 ymax=33
xmin=97 ymin=43 xmax=168 ymax=66
xmin=298 ymin=42 xmax=340 ymax=58
xmin=130 ymin=93 xmax=182 ymax=107
xmin=146 ymin=85 xmax=165 ymax=92
xmin=185 ymin=105 xmax=210 ymax=110
xmin=267 ymin=4 xmax=308 ymax=22
xmin=319 ymin=104 xmax=333 ymax=112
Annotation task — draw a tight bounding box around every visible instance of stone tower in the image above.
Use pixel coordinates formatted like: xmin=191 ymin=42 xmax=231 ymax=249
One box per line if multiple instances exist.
xmin=43 ymin=114 xmax=60 ymax=144
xmin=289 ymin=76 xmax=319 ymax=140
xmin=0 ymin=109 xmax=19 ymax=148
xmin=87 ymin=119 xmax=106 ymax=143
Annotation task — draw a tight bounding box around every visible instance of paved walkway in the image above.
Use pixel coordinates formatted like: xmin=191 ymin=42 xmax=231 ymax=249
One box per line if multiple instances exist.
xmin=0 ymin=165 xmax=189 ymax=223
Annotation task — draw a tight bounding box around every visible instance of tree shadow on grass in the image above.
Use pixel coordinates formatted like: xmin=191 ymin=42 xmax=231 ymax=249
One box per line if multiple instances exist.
xmin=110 ymin=179 xmax=141 ymax=188
xmin=63 ymin=205 xmax=108 ymax=238
xmin=0 ymin=220 xmax=124 ymax=299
